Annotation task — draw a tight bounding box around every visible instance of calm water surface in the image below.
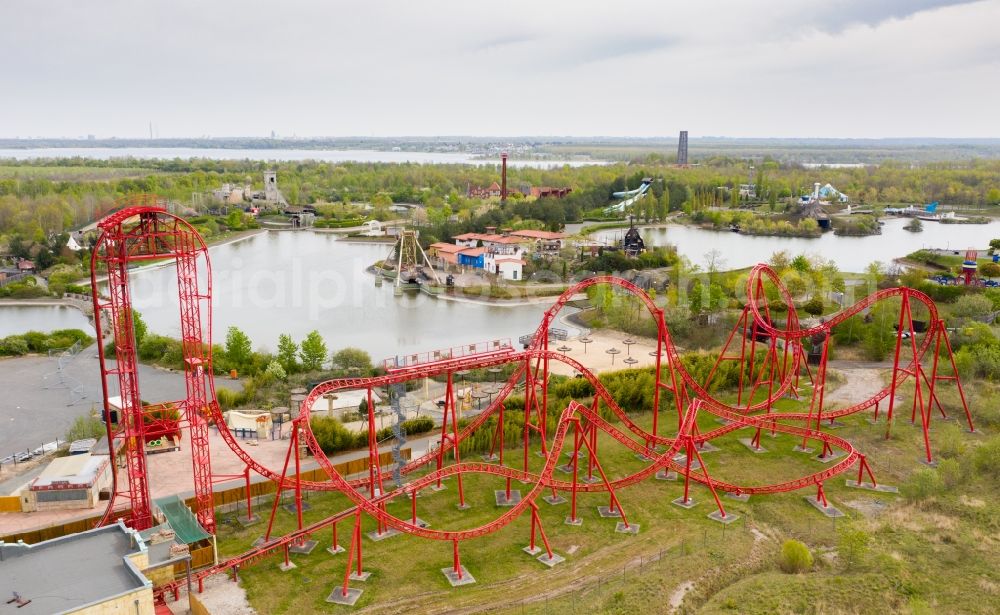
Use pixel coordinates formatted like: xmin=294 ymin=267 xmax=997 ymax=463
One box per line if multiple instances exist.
xmin=593 ymin=217 xmax=999 ymax=272
xmin=112 ymin=231 xmax=560 ymax=361
xmin=0 ymin=305 xmax=93 ymax=337
xmin=0 ymin=147 xmax=601 ymax=168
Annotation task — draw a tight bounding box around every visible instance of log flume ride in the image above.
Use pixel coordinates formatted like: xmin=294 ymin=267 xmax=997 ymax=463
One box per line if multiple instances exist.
xmin=87 ymin=197 xmax=974 ymax=604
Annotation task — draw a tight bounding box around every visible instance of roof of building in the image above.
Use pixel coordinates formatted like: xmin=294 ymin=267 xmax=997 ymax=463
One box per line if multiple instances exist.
xmin=0 ymin=521 xmax=150 ymax=615
xmin=510 ymin=230 xmax=566 ymax=240
xmin=68 ymin=438 xmax=97 ymax=454
xmin=480 ymin=235 xmax=526 ymax=245
xmin=429 ymin=242 xmax=467 ymax=254
xmin=30 ymin=453 xmax=108 ymax=489
xmin=494 ymin=258 xmax=526 ymax=265
xmin=459 ymin=247 xmax=487 ymax=257
xmin=452 ymin=232 xmax=527 ymax=244
xmin=16 ymin=260 xmax=34 ymax=270
xmin=488 ymin=182 xmax=501 ymax=191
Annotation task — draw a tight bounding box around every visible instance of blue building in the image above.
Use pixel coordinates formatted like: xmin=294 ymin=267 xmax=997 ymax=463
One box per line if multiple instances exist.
xmin=458 ymin=248 xmax=486 ymax=269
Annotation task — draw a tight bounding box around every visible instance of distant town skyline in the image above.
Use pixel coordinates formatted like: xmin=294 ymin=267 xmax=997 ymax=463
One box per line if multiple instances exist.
xmin=4 ymin=0 xmax=999 ymax=139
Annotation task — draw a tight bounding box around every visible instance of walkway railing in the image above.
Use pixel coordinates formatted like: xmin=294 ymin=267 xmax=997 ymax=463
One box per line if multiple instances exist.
xmin=383 ymin=339 xmax=514 ymax=371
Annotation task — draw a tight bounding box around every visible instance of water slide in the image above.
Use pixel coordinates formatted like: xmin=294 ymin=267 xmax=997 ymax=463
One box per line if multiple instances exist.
xmin=604 ymin=179 xmax=653 ymax=215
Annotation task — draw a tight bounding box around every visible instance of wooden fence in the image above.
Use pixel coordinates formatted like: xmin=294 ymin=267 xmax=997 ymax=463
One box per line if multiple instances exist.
xmin=0 ymin=448 xmax=410 ymax=545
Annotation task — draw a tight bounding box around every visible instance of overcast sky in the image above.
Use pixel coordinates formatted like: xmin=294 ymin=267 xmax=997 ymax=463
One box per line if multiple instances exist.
xmin=4 ymin=0 xmax=999 ymax=139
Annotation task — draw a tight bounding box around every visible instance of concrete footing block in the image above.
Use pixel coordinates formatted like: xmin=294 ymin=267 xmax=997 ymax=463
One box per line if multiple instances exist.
xmin=289 ymin=539 xmax=318 ymax=554
xmin=804 ymin=495 xmax=845 ymax=518
xmin=557 ymin=464 xmax=574 ymax=474
xmin=283 ymin=502 xmax=312 ymax=514
xmin=366 ymin=528 xmax=400 ymax=542
xmin=581 ymin=476 xmax=601 ymax=484
xmin=615 ymin=522 xmax=640 ymax=535
xmin=522 ymin=545 xmax=543 ymax=556
xmin=538 ymin=553 xmax=566 ymax=567
xmin=481 ymin=454 xmax=499 ymax=462
xmin=456 ymin=503 xmax=472 ymax=511
xmin=707 ymin=510 xmax=740 ymax=524
xmin=326 ymin=587 xmax=363 ymax=606
xmin=278 ymin=561 xmax=297 ymax=572
xmin=695 ymin=442 xmax=720 ymax=453
xmin=725 ymin=492 xmax=750 ymax=502
xmin=672 ymin=496 xmax=696 ymax=509
xmin=655 ymin=469 xmax=677 ymax=481
xmin=441 ymin=566 xmax=476 ymax=587
xmin=816 ymin=451 xmax=845 ymax=464
xmin=671 ymin=454 xmax=701 ymax=470
xmin=738 ymin=438 xmax=767 ymax=454
xmin=597 ymin=506 xmax=622 ymax=518
xmin=543 ymin=494 xmax=567 ymax=505
xmin=564 ymin=516 xmax=583 ymax=526
xmin=326 ymin=544 xmax=346 ymax=555
xmin=845 ymin=480 xmax=898 ymax=493
xmin=919 ymin=458 xmax=940 ymax=468
xmin=792 ymin=445 xmax=814 ymax=454
xmin=236 ymin=513 xmax=261 ymax=527
xmin=495 ymin=490 xmax=522 ymax=507
xmin=349 ymin=571 xmax=372 ymax=582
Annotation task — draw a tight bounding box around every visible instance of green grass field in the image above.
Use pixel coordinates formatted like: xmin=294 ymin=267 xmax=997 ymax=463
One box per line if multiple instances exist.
xmin=212 ymin=377 xmax=1000 ymax=614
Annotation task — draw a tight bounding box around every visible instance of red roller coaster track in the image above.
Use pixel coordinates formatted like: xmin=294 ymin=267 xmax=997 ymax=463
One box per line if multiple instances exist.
xmin=88 ymin=196 xmax=974 ymax=605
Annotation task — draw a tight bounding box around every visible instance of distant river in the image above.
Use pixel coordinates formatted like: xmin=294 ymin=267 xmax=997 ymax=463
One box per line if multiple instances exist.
xmin=592 ymin=217 xmax=999 ymax=273
xmin=0 ymin=147 xmax=603 ymax=168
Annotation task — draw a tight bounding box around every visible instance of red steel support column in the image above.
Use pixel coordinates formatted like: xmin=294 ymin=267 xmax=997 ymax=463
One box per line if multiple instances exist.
xmin=885 ymin=291 xmax=911 ymax=439
xmin=453 ymin=538 xmax=463 ymax=579
xmin=366 ymin=387 xmax=384 ymax=498
xmin=175 ymin=229 xmax=216 ymax=534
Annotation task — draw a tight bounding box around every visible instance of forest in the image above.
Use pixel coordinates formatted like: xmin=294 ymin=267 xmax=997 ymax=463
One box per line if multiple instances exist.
xmin=1 ymin=156 xmax=999 ymax=246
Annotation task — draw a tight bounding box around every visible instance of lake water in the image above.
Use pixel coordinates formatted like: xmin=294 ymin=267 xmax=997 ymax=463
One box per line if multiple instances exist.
xmin=0 ymin=305 xmax=93 ymax=337
xmin=87 ymin=231 xmax=565 ymax=362
xmin=592 ymin=217 xmax=1000 ymax=272
xmin=5 ymin=218 xmax=997 ymax=351
xmin=0 ymin=147 xmax=602 ymax=168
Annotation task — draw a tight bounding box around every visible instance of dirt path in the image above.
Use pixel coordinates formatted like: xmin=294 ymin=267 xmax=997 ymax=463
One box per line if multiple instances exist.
xmin=192 ymin=574 xmax=256 ymax=615
xmin=824 ymin=364 xmax=887 ymax=406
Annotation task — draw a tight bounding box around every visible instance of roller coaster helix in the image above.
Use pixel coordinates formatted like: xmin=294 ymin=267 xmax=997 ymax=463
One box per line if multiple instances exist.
xmin=89 ymin=196 xmax=974 ymax=605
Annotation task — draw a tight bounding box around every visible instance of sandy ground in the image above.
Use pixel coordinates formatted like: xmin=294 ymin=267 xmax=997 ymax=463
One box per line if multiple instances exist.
xmin=547 ymin=328 xmax=662 ymax=377
xmin=183 ymin=573 xmax=255 ymax=615
xmin=825 ymin=362 xmax=890 ymax=406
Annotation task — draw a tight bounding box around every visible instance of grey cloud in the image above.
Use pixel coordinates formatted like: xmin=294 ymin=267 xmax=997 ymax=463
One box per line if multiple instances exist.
xmin=809 ymin=0 xmax=982 ymax=32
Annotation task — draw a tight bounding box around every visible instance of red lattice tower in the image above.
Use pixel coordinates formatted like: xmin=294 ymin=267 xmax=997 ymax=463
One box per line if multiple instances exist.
xmin=91 ymin=196 xmax=217 ymax=533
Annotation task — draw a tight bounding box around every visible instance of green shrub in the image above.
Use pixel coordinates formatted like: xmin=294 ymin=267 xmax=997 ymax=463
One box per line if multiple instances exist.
xmin=138 ymin=334 xmax=171 ymax=361
xmin=937 ymin=458 xmax=963 ymax=490
xmin=0 ymin=336 xmax=30 ymax=356
xmin=972 ymin=436 xmax=1000 ymax=474
xmin=65 ymin=415 xmax=106 ymax=442
xmin=935 ymin=424 xmax=967 ymax=459
xmin=802 ymin=295 xmax=824 ymax=316
xmin=838 ymin=529 xmax=870 ymax=569
xmin=778 ymin=539 xmax=813 ymax=573
xmin=900 ymin=467 xmax=943 ymax=501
